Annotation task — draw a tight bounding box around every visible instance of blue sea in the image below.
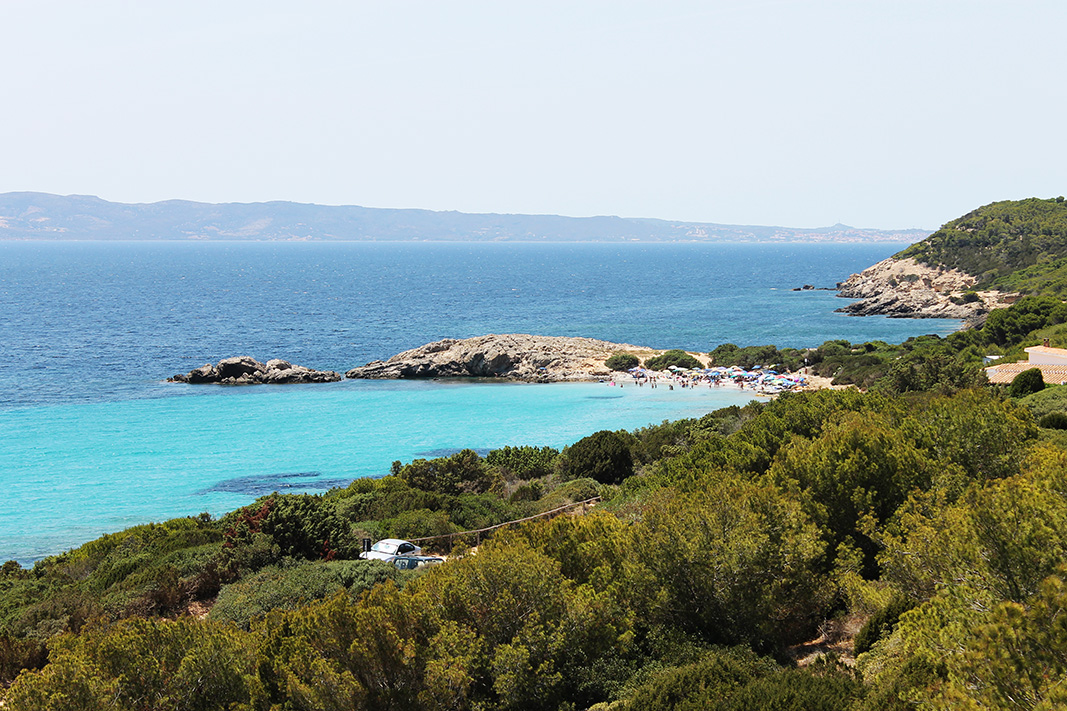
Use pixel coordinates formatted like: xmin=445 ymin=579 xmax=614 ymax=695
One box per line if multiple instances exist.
xmin=0 ymin=241 xmax=959 ymax=563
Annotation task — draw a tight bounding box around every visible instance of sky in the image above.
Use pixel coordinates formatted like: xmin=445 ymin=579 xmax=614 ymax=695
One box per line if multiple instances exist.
xmin=1 ymin=1 xmax=1065 ymax=230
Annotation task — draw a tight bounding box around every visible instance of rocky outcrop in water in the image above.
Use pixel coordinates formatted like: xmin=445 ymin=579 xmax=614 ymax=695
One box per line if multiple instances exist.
xmin=835 ymin=257 xmax=1017 ymax=324
xmin=345 ymin=334 xmax=660 ymax=383
xmin=169 ymin=356 xmax=342 ymax=385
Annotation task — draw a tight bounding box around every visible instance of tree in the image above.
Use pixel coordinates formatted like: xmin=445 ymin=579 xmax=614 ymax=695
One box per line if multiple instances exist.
xmin=645 ymin=349 xmax=702 ymax=371
xmin=1010 ymin=367 xmax=1046 ymax=398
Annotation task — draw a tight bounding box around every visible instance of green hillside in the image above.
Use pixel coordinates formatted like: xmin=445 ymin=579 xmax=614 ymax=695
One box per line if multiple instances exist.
xmin=898 ymin=196 xmax=1067 ymax=293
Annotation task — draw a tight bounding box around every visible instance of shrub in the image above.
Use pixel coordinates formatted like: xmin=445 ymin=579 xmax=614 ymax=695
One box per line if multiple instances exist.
xmin=562 ymin=430 xmax=635 ymax=484
xmin=715 ymin=667 xmax=864 ymax=711
xmin=397 ymin=449 xmax=498 ymax=495
xmin=605 ymin=352 xmax=640 ymax=371
xmin=854 ymin=596 xmax=915 ymax=656
xmin=645 ymin=349 xmax=702 ymax=371
xmin=485 ymin=445 xmax=559 ymax=479
xmin=535 ymin=478 xmax=601 ymax=511
xmin=1039 ymin=412 xmax=1067 ymax=429
xmin=209 ymin=562 xmax=345 ymax=627
xmin=386 ymin=508 xmax=457 ymax=542
xmin=625 ymin=647 xmax=779 ymax=711
xmin=1010 ymin=367 xmax=1046 ymax=398
xmin=209 ymin=560 xmax=400 ymax=627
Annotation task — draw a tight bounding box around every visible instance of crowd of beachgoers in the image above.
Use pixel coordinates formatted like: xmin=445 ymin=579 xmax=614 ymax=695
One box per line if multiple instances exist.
xmin=605 ymin=365 xmax=811 ymax=394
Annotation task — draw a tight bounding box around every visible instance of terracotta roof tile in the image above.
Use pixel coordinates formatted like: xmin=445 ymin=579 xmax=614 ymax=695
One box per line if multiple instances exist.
xmin=985 ymin=362 xmax=1067 ymax=384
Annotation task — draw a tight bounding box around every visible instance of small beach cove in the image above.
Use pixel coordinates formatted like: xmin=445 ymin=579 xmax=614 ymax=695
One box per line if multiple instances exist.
xmin=0 ymin=241 xmax=960 ymax=564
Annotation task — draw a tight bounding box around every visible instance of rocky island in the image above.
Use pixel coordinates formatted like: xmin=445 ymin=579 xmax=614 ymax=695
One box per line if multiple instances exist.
xmin=345 ymin=334 xmax=671 ymax=383
xmin=169 ymin=356 xmax=342 ymax=385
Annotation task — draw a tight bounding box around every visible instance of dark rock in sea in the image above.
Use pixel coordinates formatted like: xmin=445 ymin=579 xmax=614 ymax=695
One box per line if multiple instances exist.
xmin=169 ymin=356 xmax=342 ymax=385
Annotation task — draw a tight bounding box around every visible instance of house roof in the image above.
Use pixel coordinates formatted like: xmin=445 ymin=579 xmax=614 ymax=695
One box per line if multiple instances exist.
xmin=986 ymin=362 xmax=1067 ymax=384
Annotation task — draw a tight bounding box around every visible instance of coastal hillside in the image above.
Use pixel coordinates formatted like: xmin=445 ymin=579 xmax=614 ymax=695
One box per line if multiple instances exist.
xmin=0 ymin=192 xmax=927 ymax=243
xmin=898 ymin=196 xmax=1067 ymax=293
xmin=836 ymin=197 xmax=1067 ymax=320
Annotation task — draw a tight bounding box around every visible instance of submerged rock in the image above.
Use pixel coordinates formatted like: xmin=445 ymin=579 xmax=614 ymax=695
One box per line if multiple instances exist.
xmin=169 ymin=357 xmax=341 ymax=385
xmin=346 ymin=334 xmax=660 ymax=382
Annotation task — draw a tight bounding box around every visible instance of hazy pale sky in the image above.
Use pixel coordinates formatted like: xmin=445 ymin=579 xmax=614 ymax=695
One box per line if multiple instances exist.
xmin=2 ymin=1 xmax=1064 ymax=229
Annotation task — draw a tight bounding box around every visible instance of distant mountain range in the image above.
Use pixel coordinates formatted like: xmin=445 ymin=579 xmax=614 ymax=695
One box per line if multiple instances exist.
xmin=0 ymin=192 xmax=929 ymax=243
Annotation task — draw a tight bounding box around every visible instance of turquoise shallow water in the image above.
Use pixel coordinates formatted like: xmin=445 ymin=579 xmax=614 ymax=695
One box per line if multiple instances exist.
xmin=0 ymin=378 xmax=765 ymax=563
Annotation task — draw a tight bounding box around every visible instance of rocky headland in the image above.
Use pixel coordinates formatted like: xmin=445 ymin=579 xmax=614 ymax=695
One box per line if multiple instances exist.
xmin=345 ymin=334 xmax=671 ymax=383
xmin=169 ymin=356 xmax=342 ymax=385
xmin=835 ymin=257 xmax=1017 ymax=325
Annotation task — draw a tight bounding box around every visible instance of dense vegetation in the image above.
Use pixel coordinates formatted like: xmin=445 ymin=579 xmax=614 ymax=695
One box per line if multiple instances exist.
xmin=703 ymin=293 xmax=1067 ymax=391
xmin=643 ymin=349 xmax=702 ymax=371
xmin=5 ymin=369 xmax=1067 ymax=709
xmin=605 ymin=353 xmax=640 ymax=371
xmin=7 ymin=199 xmax=1067 ymax=708
xmin=898 ymin=196 xmax=1067 ymax=290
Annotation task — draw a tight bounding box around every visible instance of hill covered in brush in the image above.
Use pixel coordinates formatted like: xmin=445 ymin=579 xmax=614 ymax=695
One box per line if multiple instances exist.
xmin=897 ymin=196 xmax=1067 ymax=294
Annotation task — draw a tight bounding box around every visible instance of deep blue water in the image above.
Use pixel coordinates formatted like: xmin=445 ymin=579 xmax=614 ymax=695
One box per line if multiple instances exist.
xmin=0 ymin=241 xmax=959 ymax=563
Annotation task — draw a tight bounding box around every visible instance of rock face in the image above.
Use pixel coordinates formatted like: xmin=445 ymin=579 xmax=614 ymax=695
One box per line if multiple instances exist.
xmin=346 ymin=334 xmax=661 ymax=382
xmin=169 ymin=356 xmax=342 ymax=385
xmin=836 ymin=257 xmax=1017 ymax=324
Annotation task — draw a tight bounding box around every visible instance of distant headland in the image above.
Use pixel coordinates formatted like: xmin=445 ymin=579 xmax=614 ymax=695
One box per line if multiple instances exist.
xmin=0 ymin=192 xmax=928 ymax=243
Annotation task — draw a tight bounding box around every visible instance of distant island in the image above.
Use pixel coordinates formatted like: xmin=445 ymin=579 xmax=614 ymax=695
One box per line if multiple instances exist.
xmin=0 ymin=192 xmax=929 ymax=243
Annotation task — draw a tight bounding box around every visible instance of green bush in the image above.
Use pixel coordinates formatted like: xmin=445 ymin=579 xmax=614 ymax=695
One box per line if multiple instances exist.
xmin=714 ymin=667 xmax=864 ymax=711
xmin=562 ymin=430 xmax=635 ymax=484
xmin=1010 ymin=367 xmax=1046 ymax=398
xmin=1039 ymin=412 xmax=1067 ymax=430
xmin=708 ymin=344 xmax=798 ymax=371
xmin=625 ymin=647 xmax=778 ymax=711
xmin=485 ymin=445 xmax=559 ymax=479
xmin=209 ymin=562 xmax=344 ymax=627
xmin=535 ymin=478 xmax=601 ymax=512
xmin=1019 ymin=384 xmax=1067 ymax=419
xmin=209 ymin=559 xmax=400 ymax=627
xmin=645 ymin=349 xmax=702 ymax=371
xmin=605 ymin=352 xmax=640 ymax=371
xmin=397 ymin=449 xmax=498 ymax=495
xmin=386 ymin=508 xmax=458 ymax=542
xmin=854 ymin=596 xmax=915 ymax=656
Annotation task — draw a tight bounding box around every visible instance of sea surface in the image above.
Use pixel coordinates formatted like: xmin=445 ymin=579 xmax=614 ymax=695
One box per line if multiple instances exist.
xmin=0 ymin=241 xmax=960 ymax=563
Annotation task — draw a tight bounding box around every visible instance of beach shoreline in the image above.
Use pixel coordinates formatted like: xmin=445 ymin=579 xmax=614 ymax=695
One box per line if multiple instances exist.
xmin=345 ymin=334 xmax=836 ymax=395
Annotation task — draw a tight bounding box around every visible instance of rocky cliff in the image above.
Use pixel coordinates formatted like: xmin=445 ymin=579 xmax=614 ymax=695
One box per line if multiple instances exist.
xmin=345 ymin=334 xmax=664 ymax=382
xmin=835 ymin=257 xmax=1017 ymax=324
xmin=169 ymin=356 xmax=342 ymax=385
